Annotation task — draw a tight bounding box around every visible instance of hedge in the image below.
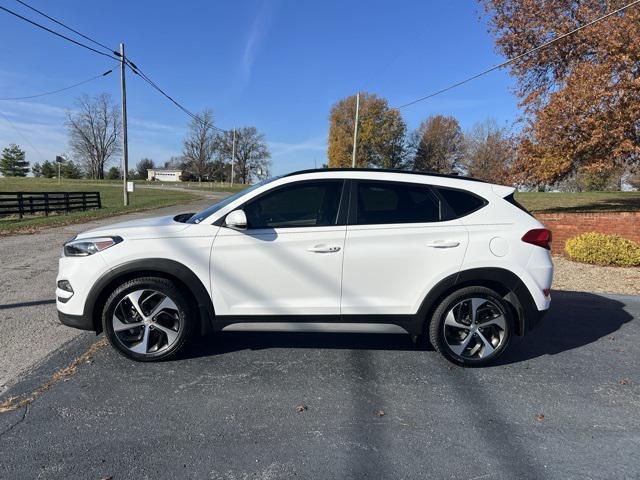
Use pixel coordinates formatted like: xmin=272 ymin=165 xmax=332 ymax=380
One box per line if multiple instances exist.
xmin=565 ymin=232 xmax=640 ymax=267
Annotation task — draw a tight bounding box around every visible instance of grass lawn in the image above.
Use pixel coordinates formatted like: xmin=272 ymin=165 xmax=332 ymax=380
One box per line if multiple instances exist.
xmin=90 ymin=179 xmax=249 ymax=194
xmin=515 ymin=191 xmax=640 ymax=213
xmin=0 ymin=177 xmax=202 ymax=235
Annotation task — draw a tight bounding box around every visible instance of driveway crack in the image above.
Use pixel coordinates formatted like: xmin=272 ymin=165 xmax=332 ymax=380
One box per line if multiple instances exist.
xmin=0 ymin=404 xmax=28 ymax=438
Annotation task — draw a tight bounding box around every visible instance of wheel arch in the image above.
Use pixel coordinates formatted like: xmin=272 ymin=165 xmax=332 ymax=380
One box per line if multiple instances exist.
xmin=85 ymin=258 xmax=214 ymax=335
xmin=417 ymin=267 xmax=539 ymax=336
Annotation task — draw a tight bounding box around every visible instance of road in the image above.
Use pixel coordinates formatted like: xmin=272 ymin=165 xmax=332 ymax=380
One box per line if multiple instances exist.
xmin=0 ymin=290 xmax=638 ymax=479
xmin=0 ymin=193 xmax=221 ymax=394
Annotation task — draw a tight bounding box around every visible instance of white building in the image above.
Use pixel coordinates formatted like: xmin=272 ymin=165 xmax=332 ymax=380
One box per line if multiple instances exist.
xmin=147 ymin=169 xmax=184 ymax=182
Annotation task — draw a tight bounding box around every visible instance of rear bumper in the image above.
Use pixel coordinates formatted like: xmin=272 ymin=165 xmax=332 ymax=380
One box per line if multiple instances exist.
xmin=58 ymin=310 xmax=95 ymax=331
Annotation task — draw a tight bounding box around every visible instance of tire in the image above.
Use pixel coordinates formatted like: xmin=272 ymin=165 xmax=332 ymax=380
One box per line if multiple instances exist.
xmin=102 ymin=277 xmax=192 ymax=361
xmin=428 ymin=286 xmax=513 ymax=367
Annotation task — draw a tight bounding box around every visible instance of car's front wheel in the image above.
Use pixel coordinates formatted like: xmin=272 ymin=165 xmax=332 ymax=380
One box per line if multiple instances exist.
xmin=102 ymin=277 xmax=191 ymax=361
xmin=429 ymin=286 xmax=513 ymax=367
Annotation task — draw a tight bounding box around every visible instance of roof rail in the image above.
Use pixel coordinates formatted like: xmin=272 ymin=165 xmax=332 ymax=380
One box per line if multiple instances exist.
xmin=283 ymin=168 xmax=487 ymax=183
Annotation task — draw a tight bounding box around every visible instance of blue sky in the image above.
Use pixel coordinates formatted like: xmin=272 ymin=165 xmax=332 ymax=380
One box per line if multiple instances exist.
xmin=0 ymin=0 xmax=519 ymax=176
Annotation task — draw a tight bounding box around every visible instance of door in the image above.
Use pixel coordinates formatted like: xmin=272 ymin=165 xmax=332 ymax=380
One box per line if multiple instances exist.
xmin=211 ymin=180 xmax=346 ymax=316
xmin=340 ymin=180 xmax=468 ymax=316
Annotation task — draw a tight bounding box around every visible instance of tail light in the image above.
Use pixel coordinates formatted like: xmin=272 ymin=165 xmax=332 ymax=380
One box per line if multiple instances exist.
xmin=522 ymin=228 xmax=552 ymax=250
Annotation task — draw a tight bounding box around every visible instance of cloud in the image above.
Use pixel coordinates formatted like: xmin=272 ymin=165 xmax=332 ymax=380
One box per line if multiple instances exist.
xmin=268 ymin=136 xmax=328 ymax=174
xmin=0 ymin=115 xmax=67 ymax=163
xmin=0 ymin=100 xmax=68 ymax=119
xmin=269 ymin=137 xmax=326 ymax=156
xmin=128 ymin=117 xmax=182 ymax=135
xmin=242 ymin=0 xmax=280 ymax=81
xmin=0 ymin=99 xmax=184 ymax=166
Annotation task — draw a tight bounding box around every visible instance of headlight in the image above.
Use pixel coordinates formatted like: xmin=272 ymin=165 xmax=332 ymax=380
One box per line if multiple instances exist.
xmin=63 ymin=236 xmax=122 ymax=257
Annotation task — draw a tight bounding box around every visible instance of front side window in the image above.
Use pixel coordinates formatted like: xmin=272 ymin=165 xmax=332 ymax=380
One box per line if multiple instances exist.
xmin=356 ymin=181 xmax=441 ymax=225
xmin=244 ymin=180 xmax=343 ymax=229
xmin=187 ymin=176 xmax=282 ymax=224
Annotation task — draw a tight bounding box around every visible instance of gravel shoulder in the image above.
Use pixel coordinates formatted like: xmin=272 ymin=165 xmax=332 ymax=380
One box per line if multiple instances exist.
xmin=553 ymin=255 xmax=640 ymax=295
xmin=0 ymin=194 xmax=222 ymax=395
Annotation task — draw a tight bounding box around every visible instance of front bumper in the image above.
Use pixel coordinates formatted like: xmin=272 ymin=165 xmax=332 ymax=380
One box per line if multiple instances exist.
xmin=58 ymin=310 xmax=95 ymax=331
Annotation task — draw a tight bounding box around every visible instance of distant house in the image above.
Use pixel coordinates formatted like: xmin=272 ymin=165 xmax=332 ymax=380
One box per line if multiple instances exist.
xmin=147 ymin=168 xmax=184 ymax=182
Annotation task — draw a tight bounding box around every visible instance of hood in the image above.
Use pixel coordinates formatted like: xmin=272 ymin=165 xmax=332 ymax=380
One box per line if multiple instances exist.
xmin=77 ymin=214 xmax=192 ymax=240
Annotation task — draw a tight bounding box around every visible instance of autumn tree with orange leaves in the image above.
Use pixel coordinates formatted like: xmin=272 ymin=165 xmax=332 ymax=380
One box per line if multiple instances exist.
xmin=328 ymin=93 xmax=407 ymax=169
xmin=480 ymin=0 xmax=640 ymax=187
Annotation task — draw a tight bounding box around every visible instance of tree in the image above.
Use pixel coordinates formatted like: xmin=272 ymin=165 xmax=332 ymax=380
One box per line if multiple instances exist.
xmin=409 ymin=115 xmax=464 ymax=173
xmin=182 ymin=109 xmax=217 ymax=181
xmin=66 ymin=93 xmax=121 ymax=179
xmin=0 ymin=144 xmax=29 ymax=177
xmin=462 ymin=119 xmax=514 ymax=184
xmin=216 ymin=127 xmax=271 ymax=183
xmin=328 ymin=92 xmax=408 ymax=169
xmin=31 ymin=162 xmax=42 ymax=177
xmin=61 ymin=160 xmax=83 ymax=179
xmin=41 ymin=160 xmax=56 ymax=178
xmin=106 ymin=166 xmax=121 ymax=180
xmin=209 ymin=159 xmax=230 ymax=182
xmin=137 ymin=158 xmax=154 ymax=179
xmin=480 ymin=0 xmax=640 ymax=186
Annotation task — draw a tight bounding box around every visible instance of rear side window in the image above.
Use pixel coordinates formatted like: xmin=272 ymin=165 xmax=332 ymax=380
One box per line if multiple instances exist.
xmin=435 ymin=187 xmax=486 ymax=218
xmin=244 ymin=180 xmax=343 ymax=228
xmin=356 ymin=181 xmax=441 ymax=225
xmin=504 ymin=193 xmax=534 ymax=217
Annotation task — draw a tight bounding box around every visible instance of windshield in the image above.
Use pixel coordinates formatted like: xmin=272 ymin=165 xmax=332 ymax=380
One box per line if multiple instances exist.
xmin=187 ymin=176 xmax=282 ymax=224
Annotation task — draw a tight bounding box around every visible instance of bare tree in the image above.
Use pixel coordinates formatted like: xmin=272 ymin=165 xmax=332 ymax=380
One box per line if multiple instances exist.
xmin=182 ymin=109 xmax=217 ymax=181
xmin=216 ymin=127 xmax=271 ymax=184
xmin=462 ymin=119 xmax=514 ymax=184
xmin=66 ymin=93 xmax=121 ymax=179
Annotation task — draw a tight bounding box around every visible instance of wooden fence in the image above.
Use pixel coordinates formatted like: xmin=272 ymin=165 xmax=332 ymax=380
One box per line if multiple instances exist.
xmin=0 ymin=191 xmax=102 ymax=218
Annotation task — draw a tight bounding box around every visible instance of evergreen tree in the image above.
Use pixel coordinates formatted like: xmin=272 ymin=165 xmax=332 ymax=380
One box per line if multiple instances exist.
xmin=106 ymin=166 xmax=121 ymax=180
xmin=61 ymin=161 xmax=83 ymax=179
xmin=41 ymin=160 xmax=56 ymax=178
xmin=31 ymin=162 xmax=42 ymax=177
xmin=0 ymin=144 xmax=29 ymax=177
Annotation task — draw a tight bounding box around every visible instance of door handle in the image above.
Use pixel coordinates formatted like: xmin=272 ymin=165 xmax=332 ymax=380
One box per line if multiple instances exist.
xmin=307 ymin=245 xmax=341 ymax=253
xmin=426 ymin=240 xmax=460 ymax=248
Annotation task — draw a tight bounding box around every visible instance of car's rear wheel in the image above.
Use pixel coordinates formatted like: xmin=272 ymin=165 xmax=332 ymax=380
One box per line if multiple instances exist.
xmin=429 ymin=286 xmax=512 ymax=367
xmin=102 ymin=277 xmax=191 ymax=361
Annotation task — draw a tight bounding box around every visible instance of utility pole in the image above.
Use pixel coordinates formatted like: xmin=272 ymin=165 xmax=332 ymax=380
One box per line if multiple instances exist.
xmin=119 ymin=42 xmax=129 ymax=206
xmin=351 ymin=92 xmax=360 ymax=168
xmin=230 ymin=128 xmax=236 ymax=186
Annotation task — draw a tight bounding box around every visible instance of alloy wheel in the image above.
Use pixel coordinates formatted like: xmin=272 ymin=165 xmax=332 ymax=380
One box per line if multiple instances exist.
xmin=443 ymin=297 xmax=507 ymax=361
xmin=112 ymin=289 xmax=183 ymax=356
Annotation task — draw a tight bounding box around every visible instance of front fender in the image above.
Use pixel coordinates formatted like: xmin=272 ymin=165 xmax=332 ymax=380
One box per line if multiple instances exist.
xmin=85 ymin=258 xmax=215 ymax=334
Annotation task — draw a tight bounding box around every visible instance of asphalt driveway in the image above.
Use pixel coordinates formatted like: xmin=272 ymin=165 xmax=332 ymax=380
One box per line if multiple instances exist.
xmin=0 ymin=291 xmax=638 ymax=479
xmin=0 ymin=193 xmax=221 ymax=394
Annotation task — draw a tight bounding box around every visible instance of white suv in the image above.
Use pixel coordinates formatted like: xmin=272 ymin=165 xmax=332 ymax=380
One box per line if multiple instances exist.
xmin=57 ymin=169 xmax=553 ymax=366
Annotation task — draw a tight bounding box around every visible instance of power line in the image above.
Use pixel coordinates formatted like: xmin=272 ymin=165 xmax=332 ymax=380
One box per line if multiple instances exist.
xmin=0 ymin=109 xmax=47 ymax=162
xmin=395 ymin=0 xmax=640 ymax=109
xmin=0 ymin=68 xmax=115 ymax=101
xmin=2 ymin=2 xmax=229 ymax=133
xmin=13 ymin=0 xmax=118 ymax=56
xmin=130 ymin=65 xmax=228 ymax=133
xmin=0 ymin=5 xmax=120 ymax=61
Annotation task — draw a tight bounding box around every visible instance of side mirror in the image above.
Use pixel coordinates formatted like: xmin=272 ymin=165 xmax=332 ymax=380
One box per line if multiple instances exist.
xmin=225 ymin=209 xmax=247 ymax=230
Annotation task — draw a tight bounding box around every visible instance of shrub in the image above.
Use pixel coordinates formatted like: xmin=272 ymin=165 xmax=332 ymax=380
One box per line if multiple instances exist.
xmin=565 ymin=232 xmax=640 ymax=267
